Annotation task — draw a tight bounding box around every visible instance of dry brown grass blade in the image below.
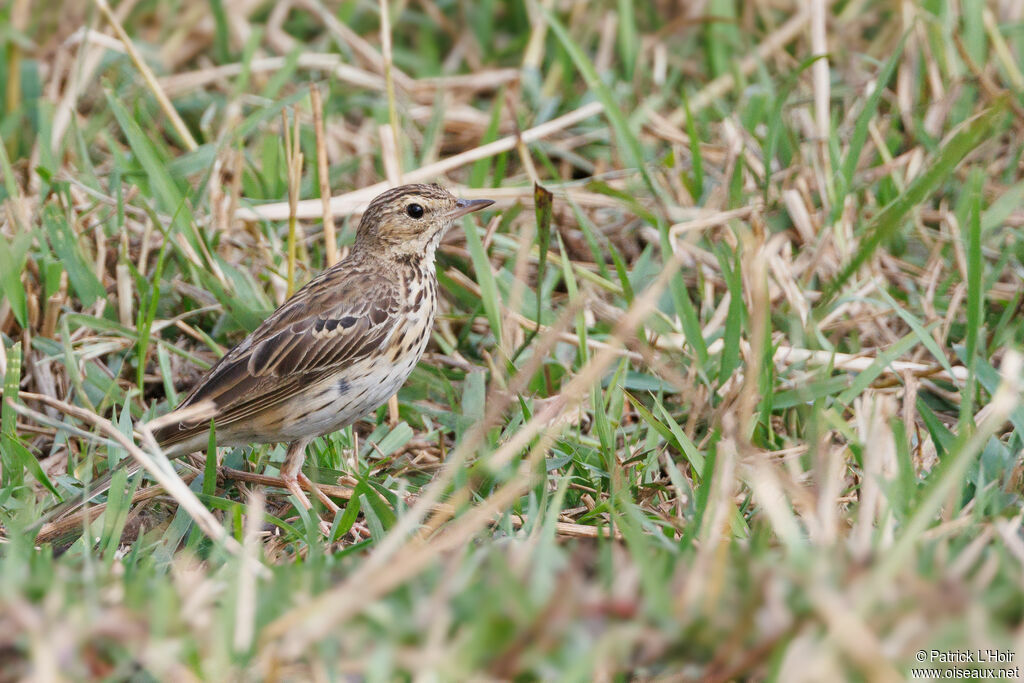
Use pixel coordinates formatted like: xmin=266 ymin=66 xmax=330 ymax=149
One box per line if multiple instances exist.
xmin=143 ymin=399 xmax=218 ymax=434
xmin=235 ymin=101 xmax=604 ymax=221
xmin=700 ymin=338 xmax=970 ymax=384
xmin=379 ymin=0 xmax=402 ymax=181
xmin=160 ymin=54 xmax=385 ymax=95
xmin=91 ymin=0 xmax=197 ymax=151
xmin=310 ymin=84 xmax=338 ymax=267
xmin=233 ymin=490 xmax=265 ymax=654
xmin=282 ymin=109 xmax=305 ymax=297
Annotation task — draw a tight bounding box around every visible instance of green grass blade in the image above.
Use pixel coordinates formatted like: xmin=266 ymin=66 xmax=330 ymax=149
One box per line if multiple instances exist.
xmin=836 ymin=330 xmax=924 ymax=405
xmin=462 ymin=216 xmax=503 ymax=350
xmin=1 ymin=342 xmax=24 ymax=489
xmin=534 ymin=182 xmax=553 ymax=326
xmin=106 ymin=92 xmax=193 ymax=231
xmin=716 ymin=245 xmax=744 ymax=382
xmin=41 ymin=204 xmax=106 ymax=307
xmin=0 ymin=228 xmax=31 ymax=327
xmin=872 ymin=289 xmax=956 ymax=380
xmin=543 ymin=5 xmax=662 ymax=202
xmin=963 ymin=171 xmax=983 ymax=422
xmin=836 ymin=34 xmax=907 ymax=209
xmin=817 ymin=97 xmax=1008 ymax=312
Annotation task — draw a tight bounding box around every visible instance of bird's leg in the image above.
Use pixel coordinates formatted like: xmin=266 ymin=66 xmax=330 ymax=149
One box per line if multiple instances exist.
xmin=280 ymin=438 xmax=315 ymax=510
xmin=280 ymin=439 xmax=339 ymax=536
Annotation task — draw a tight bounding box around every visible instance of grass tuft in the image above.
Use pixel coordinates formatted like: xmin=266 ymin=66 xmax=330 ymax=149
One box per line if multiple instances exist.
xmin=1 ymin=1 xmax=1023 ymax=679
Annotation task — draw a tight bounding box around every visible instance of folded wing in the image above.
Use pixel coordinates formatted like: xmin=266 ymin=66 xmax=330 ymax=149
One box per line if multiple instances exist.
xmin=154 ymin=269 xmax=400 ymax=447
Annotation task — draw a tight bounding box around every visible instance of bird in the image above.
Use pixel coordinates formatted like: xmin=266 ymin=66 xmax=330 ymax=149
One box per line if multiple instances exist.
xmin=37 ymin=184 xmax=493 ymax=533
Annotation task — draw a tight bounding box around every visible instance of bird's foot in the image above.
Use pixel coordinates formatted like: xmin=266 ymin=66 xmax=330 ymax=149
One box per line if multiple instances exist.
xmin=297 ymin=472 xmax=341 ymax=514
xmin=282 ymin=472 xmax=339 ymax=537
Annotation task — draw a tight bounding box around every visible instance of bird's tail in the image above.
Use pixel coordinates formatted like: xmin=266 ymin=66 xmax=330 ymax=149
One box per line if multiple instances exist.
xmin=28 ymin=399 xmax=218 ymax=538
xmin=28 ymin=460 xmax=142 ymax=536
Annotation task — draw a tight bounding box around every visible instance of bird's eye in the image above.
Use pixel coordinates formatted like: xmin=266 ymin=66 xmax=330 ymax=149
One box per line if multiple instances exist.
xmin=406 ymin=203 xmax=424 ymax=219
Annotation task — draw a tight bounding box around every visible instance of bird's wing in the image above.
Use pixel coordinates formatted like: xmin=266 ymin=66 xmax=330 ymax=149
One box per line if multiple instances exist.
xmin=155 ymin=268 xmax=403 ymax=447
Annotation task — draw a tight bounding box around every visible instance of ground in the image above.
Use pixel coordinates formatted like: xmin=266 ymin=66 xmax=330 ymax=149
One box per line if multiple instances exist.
xmin=1 ymin=0 xmax=1023 ymax=680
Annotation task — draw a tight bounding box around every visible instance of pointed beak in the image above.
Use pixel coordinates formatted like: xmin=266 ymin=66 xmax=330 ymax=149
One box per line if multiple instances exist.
xmin=452 ymin=197 xmax=495 ymax=219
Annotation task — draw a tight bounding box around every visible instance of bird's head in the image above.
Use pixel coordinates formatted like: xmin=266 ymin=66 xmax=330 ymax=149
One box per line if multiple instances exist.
xmin=354 ymin=183 xmax=493 ymax=262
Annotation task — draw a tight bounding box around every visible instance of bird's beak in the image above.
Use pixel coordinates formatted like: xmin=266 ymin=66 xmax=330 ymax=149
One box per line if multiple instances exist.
xmin=452 ymin=198 xmax=495 ymax=219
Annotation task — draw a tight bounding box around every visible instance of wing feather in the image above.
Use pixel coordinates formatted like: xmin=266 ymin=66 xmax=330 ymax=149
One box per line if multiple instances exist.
xmin=154 ymin=267 xmax=401 ymax=447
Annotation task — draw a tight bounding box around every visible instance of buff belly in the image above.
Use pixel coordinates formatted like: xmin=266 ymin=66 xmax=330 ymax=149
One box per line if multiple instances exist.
xmin=268 ymin=360 xmax=415 ymax=441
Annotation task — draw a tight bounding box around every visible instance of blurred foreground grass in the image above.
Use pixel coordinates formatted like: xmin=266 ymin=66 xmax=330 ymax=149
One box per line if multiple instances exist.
xmin=1 ymin=0 xmax=1024 ymax=679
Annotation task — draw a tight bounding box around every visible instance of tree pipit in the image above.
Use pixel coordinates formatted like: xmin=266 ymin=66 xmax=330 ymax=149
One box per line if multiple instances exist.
xmin=44 ymin=184 xmax=493 ymax=532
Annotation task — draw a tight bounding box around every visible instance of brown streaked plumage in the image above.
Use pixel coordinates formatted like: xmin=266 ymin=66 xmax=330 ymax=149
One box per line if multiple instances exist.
xmin=45 ymin=184 xmax=493 ymax=528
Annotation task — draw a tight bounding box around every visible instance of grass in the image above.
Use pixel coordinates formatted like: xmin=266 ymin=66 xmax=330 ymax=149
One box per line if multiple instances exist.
xmin=1 ymin=0 xmax=1024 ymax=679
